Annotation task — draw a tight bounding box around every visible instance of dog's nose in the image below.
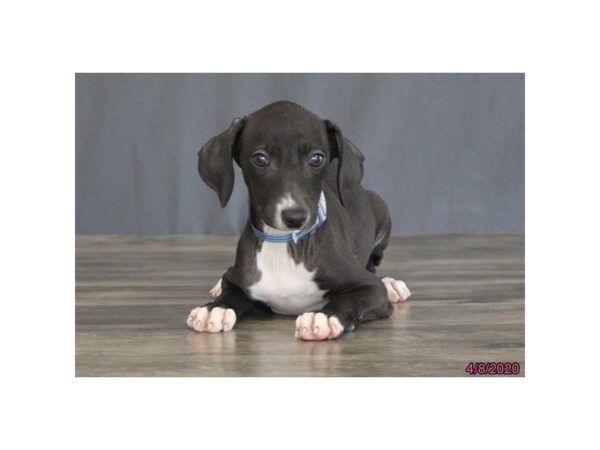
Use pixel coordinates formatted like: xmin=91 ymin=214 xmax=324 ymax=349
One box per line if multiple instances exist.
xmin=281 ymin=208 xmax=308 ymax=229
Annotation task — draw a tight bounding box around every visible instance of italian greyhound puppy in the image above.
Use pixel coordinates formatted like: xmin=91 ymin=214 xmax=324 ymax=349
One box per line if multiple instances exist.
xmin=187 ymin=101 xmax=410 ymax=340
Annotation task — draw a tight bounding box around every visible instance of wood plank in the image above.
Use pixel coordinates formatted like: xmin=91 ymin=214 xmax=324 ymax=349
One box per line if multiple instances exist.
xmin=76 ymin=234 xmax=524 ymax=376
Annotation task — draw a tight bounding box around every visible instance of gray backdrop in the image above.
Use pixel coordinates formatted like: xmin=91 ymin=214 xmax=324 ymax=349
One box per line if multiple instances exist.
xmin=76 ymin=73 xmax=524 ymax=235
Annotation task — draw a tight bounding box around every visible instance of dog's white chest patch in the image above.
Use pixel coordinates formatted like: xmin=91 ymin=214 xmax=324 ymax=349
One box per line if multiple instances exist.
xmin=248 ymin=242 xmax=327 ymax=315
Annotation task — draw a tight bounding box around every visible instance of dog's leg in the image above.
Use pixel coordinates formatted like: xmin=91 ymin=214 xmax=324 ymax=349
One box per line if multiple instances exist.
xmin=295 ymin=279 xmax=393 ymax=341
xmin=186 ymin=277 xmax=254 ymax=333
xmin=366 ymin=220 xmax=390 ymax=273
xmin=366 ymin=190 xmax=391 ymax=273
xmin=363 ymin=196 xmax=411 ymax=302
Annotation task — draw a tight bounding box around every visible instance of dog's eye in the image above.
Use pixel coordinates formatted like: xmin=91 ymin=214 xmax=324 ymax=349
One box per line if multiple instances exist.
xmin=309 ymin=153 xmax=325 ymax=167
xmin=252 ymin=153 xmax=269 ymax=167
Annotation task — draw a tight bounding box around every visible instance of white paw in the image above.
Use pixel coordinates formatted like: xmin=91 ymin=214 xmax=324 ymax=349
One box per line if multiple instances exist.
xmin=186 ymin=306 xmax=236 ymax=333
xmin=209 ymin=278 xmax=223 ymax=298
xmin=381 ymin=277 xmax=411 ymax=303
xmin=295 ymin=312 xmax=344 ymax=341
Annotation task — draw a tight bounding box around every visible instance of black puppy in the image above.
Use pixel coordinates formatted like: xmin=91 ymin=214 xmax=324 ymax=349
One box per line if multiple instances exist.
xmin=187 ymin=101 xmax=410 ymax=340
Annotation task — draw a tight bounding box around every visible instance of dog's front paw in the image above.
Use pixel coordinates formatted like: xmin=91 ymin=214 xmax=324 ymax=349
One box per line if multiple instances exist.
xmin=381 ymin=277 xmax=411 ymax=303
xmin=186 ymin=306 xmax=236 ymax=333
xmin=295 ymin=312 xmax=344 ymax=341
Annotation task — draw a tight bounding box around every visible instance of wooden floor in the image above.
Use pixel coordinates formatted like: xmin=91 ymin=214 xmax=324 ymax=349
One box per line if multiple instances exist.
xmin=76 ymin=234 xmax=524 ymax=377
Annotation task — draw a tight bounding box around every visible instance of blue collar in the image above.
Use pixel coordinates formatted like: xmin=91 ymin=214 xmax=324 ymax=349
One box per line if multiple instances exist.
xmin=251 ymin=192 xmax=327 ymax=244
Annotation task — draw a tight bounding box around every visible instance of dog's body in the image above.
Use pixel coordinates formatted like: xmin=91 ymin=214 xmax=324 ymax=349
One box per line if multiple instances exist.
xmin=187 ymin=101 xmax=410 ymax=340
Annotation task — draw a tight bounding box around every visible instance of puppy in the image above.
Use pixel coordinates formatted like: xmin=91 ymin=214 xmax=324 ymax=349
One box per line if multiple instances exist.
xmin=187 ymin=101 xmax=410 ymax=340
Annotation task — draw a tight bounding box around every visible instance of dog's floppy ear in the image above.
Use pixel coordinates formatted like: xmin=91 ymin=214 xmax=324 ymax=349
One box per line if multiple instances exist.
xmin=325 ymin=119 xmax=365 ymax=206
xmin=197 ymin=117 xmax=245 ymax=207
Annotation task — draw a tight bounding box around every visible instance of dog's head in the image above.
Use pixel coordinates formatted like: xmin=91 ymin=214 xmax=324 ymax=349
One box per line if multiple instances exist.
xmin=197 ymin=101 xmax=364 ymax=231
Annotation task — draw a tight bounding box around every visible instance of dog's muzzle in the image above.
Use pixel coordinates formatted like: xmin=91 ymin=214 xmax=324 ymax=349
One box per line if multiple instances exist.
xmin=251 ymin=192 xmax=327 ymax=244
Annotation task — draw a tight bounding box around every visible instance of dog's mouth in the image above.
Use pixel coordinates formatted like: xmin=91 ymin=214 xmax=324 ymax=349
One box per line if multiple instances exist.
xmin=257 ymin=207 xmax=317 ymax=233
xmin=262 ymin=215 xmax=312 ymax=233
xmin=262 ymin=223 xmax=302 ymax=233
xmin=253 ymin=193 xmax=324 ymax=233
